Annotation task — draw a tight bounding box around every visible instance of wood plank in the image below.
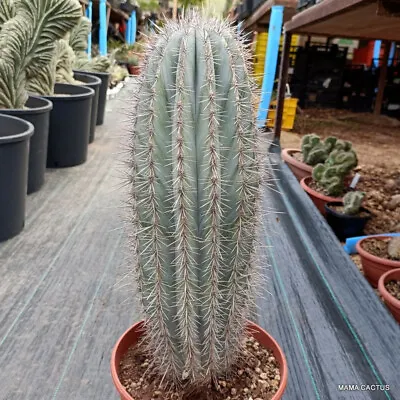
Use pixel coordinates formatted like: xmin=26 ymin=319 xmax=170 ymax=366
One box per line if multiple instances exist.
xmin=243 ymin=0 xmax=297 ymax=30
xmin=285 ymin=0 xmax=400 ymax=41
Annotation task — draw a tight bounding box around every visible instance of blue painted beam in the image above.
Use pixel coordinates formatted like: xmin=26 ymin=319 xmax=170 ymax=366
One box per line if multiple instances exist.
xmin=86 ymin=0 xmax=93 ymax=59
xmin=99 ymin=0 xmax=107 ymax=56
xmin=389 ymin=42 xmax=396 ymax=66
xmin=126 ymin=18 xmax=132 ymax=45
xmin=373 ymin=40 xmax=381 ymax=67
xmin=257 ymin=5 xmax=284 ymax=128
xmin=130 ymin=11 xmax=136 ymax=45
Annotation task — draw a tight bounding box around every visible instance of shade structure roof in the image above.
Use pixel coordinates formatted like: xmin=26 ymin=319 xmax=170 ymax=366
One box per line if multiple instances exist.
xmin=285 ymin=0 xmax=400 ymax=41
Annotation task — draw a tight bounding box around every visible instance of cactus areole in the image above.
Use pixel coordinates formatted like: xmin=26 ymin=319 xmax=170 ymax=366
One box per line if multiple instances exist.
xmin=129 ymin=14 xmax=262 ymax=386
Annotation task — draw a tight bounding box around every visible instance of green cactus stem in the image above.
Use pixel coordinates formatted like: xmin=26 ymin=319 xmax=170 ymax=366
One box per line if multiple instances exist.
xmin=129 ymin=13 xmax=262 ymax=387
xmin=312 ymin=147 xmax=358 ymax=196
xmin=343 ymin=191 xmax=365 ymax=215
xmin=301 ymin=134 xmax=339 ymax=166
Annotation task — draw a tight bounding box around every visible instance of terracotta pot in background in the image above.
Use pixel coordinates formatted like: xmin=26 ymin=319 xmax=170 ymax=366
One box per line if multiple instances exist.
xmin=281 ymin=148 xmax=312 ymax=181
xmin=300 ymin=176 xmax=342 ymax=216
xmin=378 ymin=268 xmax=400 ymax=323
xmin=357 ymin=236 xmax=400 ymax=288
xmin=128 ymin=65 xmax=141 ymax=76
xmin=111 ymin=321 xmax=288 ymax=400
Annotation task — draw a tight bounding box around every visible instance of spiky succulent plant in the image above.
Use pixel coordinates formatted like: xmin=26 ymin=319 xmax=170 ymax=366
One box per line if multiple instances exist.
xmin=0 ymin=0 xmax=81 ymax=108
xmin=129 ymin=13 xmax=262 ymax=387
xmin=312 ymin=147 xmax=358 ymax=196
xmin=343 ymin=191 xmax=365 ymax=215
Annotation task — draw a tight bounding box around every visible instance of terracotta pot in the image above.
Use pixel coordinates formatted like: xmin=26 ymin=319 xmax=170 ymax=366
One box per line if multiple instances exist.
xmin=378 ymin=268 xmax=400 ymax=323
xmin=128 ymin=65 xmax=141 ymax=75
xmin=300 ymin=176 xmax=342 ymax=216
xmin=111 ymin=321 xmax=288 ymax=400
xmin=281 ymin=148 xmax=312 ymax=181
xmin=357 ymin=236 xmax=400 ymax=288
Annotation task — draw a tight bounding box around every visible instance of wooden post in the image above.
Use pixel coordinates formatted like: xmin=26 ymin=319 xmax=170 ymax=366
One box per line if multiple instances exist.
xmin=274 ymin=31 xmax=292 ymax=141
xmin=374 ymin=40 xmax=390 ymax=115
xmin=106 ymin=4 xmax=111 ymax=27
xmin=173 ymin=0 xmax=178 ymax=20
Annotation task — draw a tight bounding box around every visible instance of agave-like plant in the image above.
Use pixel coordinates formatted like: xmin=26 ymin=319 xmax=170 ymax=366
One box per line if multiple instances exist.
xmin=69 ymin=16 xmax=111 ymax=73
xmin=129 ymin=12 xmax=263 ymax=387
xmin=0 ymin=0 xmax=82 ymax=109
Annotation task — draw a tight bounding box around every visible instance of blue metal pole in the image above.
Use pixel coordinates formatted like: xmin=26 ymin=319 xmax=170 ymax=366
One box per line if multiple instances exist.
xmin=373 ymin=40 xmax=381 ymax=67
xmin=126 ymin=18 xmax=132 ymax=45
xmin=257 ymin=5 xmax=284 ymax=128
xmin=99 ymin=0 xmax=107 ymax=56
xmin=131 ymin=10 xmax=136 ymax=45
xmin=389 ymin=42 xmax=396 ymax=66
xmin=86 ymin=0 xmax=93 ymax=59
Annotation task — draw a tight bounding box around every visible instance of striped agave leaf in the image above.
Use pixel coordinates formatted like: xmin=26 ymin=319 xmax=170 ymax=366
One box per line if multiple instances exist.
xmin=69 ymin=16 xmax=91 ymax=58
xmin=0 ymin=0 xmax=15 ymax=31
xmin=0 ymin=0 xmax=82 ymax=108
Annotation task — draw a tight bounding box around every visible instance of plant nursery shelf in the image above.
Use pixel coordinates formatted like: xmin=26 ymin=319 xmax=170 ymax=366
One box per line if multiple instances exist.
xmin=0 ymin=84 xmax=398 ymax=399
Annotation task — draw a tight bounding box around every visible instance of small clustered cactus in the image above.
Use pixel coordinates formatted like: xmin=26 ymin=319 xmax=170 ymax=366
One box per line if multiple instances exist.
xmin=343 ymin=191 xmax=365 ymax=215
xmin=129 ymin=13 xmax=263 ymax=387
xmin=301 ymin=134 xmax=352 ymax=166
xmin=312 ymin=145 xmax=358 ymax=197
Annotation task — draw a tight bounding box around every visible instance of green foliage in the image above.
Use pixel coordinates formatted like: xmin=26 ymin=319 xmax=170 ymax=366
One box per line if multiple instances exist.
xmin=74 ymin=56 xmax=111 ymax=73
xmin=312 ymin=147 xmax=358 ymax=196
xmin=301 ymin=134 xmax=343 ymax=166
xmin=69 ymin=16 xmax=91 ymax=58
xmin=129 ymin=13 xmax=262 ymax=386
xmin=388 ymin=237 xmax=400 ymax=260
xmin=0 ymin=0 xmax=15 ymax=30
xmin=0 ymin=0 xmax=82 ymax=108
xmin=343 ymin=191 xmax=365 ymax=215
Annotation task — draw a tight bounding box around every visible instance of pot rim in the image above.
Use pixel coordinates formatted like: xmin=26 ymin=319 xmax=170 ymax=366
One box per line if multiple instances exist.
xmin=111 ymin=320 xmax=288 ymax=400
xmin=73 ymin=72 xmax=102 ymax=87
xmin=378 ymin=268 xmax=400 ymax=308
xmin=282 ymin=148 xmax=313 ymax=170
xmin=0 ymin=114 xmax=34 ymax=144
xmin=300 ymin=176 xmax=343 ymax=202
xmin=325 ymin=202 xmax=372 ymax=219
xmin=356 ymin=236 xmax=400 ymax=267
xmin=74 ymin=69 xmax=110 ymax=77
xmin=0 ymin=95 xmax=53 ymax=115
xmin=43 ymin=83 xmax=95 ymax=101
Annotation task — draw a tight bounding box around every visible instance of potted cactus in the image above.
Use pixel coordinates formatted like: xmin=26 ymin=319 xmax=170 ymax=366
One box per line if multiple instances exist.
xmin=69 ymin=16 xmax=112 ymax=130
xmin=72 ymin=29 xmax=112 ymax=127
xmin=378 ymin=265 xmax=400 ymax=323
xmin=110 ymin=14 xmax=288 ymax=400
xmin=0 ymin=0 xmax=83 ymax=192
xmin=357 ymin=237 xmax=400 ymax=288
xmin=325 ymin=191 xmax=371 ymax=241
xmin=282 ymin=134 xmax=341 ymax=181
xmin=300 ymin=142 xmax=358 ymax=216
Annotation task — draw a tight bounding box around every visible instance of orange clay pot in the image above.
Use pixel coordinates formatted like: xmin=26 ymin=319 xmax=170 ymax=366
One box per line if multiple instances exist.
xmin=111 ymin=321 xmax=288 ymax=400
xmin=281 ymin=148 xmax=312 ymax=182
xmin=378 ymin=268 xmax=400 ymax=323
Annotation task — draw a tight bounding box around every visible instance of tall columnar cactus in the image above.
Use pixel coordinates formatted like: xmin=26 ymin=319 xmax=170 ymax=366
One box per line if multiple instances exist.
xmin=312 ymin=147 xmax=358 ymax=196
xmin=0 ymin=0 xmax=82 ymax=108
xmin=129 ymin=14 xmax=262 ymax=386
xmin=343 ymin=191 xmax=365 ymax=215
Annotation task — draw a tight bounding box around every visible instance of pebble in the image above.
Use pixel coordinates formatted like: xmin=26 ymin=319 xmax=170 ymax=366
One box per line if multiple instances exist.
xmin=387 ymin=194 xmax=400 ymax=210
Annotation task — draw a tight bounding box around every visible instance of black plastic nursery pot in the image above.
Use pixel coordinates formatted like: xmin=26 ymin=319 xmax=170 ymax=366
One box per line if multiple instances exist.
xmin=0 ymin=114 xmax=34 ymax=242
xmin=74 ymin=72 xmax=101 ymax=143
xmin=325 ymin=202 xmax=372 ymax=241
xmin=0 ymin=96 xmax=53 ymax=194
xmin=43 ymin=83 xmax=94 ymax=168
xmin=75 ymin=70 xmax=110 ymax=126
